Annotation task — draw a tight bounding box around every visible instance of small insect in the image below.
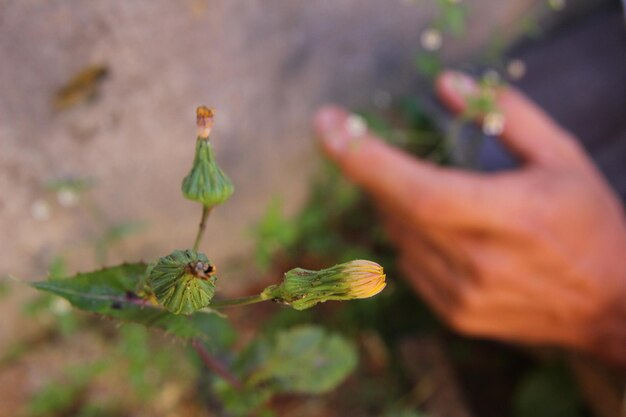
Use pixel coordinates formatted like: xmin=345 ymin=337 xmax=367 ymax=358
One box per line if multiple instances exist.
xmin=54 ymin=64 xmax=109 ymax=110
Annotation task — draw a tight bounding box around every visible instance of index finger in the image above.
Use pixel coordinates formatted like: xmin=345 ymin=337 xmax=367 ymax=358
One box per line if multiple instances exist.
xmin=314 ymin=105 xmax=518 ymax=230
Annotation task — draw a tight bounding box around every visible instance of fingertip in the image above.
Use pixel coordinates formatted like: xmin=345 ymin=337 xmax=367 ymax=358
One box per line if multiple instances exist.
xmin=314 ymin=105 xmax=348 ymax=133
xmin=314 ymin=105 xmax=373 ymax=159
xmin=435 ymin=70 xmax=478 ymax=114
xmin=314 ymin=105 xmax=351 ymax=158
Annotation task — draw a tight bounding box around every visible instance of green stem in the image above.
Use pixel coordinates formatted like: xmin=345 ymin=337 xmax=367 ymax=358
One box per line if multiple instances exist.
xmin=210 ymin=294 xmax=269 ymax=309
xmin=192 ymin=205 xmax=212 ymax=251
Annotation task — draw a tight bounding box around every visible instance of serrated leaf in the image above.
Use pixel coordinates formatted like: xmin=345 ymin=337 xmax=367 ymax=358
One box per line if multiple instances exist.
xmin=31 ymin=263 xmax=233 ymax=348
xmin=236 ymin=325 xmax=358 ymax=394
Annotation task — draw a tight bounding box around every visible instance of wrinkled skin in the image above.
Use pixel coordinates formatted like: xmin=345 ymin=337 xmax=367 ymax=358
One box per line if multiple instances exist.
xmin=314 ymin=71 xmax=626 ymax=367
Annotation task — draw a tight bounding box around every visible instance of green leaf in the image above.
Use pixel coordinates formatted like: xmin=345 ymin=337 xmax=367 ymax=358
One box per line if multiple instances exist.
xmin=31 ymin=263 xmax=233 ymax=347
xmin=236 ymin=325 xmax=358 ymax=394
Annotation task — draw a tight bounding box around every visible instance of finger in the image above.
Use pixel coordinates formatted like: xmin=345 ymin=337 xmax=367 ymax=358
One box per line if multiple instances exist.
xmin=436 ymin=71 xmax=588 ymax=168
xmin=453 ymin=233 xmax=599 ymax=319
xmin=314 ymin=105 xmax=516 ymax=230
xmin=401 ymin=248 xmax=588 ymax=349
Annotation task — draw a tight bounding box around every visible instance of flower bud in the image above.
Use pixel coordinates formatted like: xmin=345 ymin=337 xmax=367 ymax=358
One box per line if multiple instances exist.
xmin=181 ymin=106 xmax=234 ymax=207
xmin=196 ymin=105 xmax=214 ymax=139
xmin=148 ymin=249 xmax=217 ymax=315
xmin=262 ymin=260 xmax=386 ymax=310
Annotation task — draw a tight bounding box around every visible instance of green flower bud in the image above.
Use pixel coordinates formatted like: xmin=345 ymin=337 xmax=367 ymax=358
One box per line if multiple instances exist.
xmin=148 ymin=249 xmax=217 ymax=315
xmin=262 ymin=260 xmax=386 ymax=310
xmin=181 ymin=106 xmax=234 ymax=207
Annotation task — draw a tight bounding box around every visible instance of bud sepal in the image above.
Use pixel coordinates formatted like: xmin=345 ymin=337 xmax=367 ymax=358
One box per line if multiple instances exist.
xmin=148 ymin=249 xmax=217 ymax=315
xmin=181 ymin=106 xmax=234 ymax=208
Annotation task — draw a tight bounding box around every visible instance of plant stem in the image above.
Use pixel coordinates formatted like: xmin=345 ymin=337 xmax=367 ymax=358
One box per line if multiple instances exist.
xmin=192 ymin=205 xmax=212 ymax=251
xmin=210 ymin=294 xmax=269 ymax=309
xmin=191 ymin=339 xmax=243 ymax=390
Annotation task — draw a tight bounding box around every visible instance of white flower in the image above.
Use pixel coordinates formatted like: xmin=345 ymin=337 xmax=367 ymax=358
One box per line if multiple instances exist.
xmin=420 ymin=29 xmax=443 ymax=51
xmin=345 ymin=114 xmax=367 ymax=138
xmin=483 ymin=112 xmax=505 ymax=136
xmin=31 ymin=199 xmax=51 ymax=221
xmin=57 ymin=189 xmax=79 ymax=207
xmin=507 ymin=59 xmax=527 ymax=80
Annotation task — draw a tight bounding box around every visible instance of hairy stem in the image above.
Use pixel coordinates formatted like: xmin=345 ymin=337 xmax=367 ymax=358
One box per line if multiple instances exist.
xmin=193 ymin=205 xmax=212 ymax=252
xmin=210 ymin=294 xmax=270 ymax=309
xmin=191 ymin=339 xmax=243 ymax=390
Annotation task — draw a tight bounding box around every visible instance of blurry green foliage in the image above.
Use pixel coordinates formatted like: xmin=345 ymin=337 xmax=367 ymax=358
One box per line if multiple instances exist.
xmin=95 ymin=220 xmax=148 ymax=264
xmin=21 ymin=256 xmax=79 ymax=336
xmin=26 ymin=361 xmax=106 ymax=417
xmin=45 ymin=177 xmax=95 ymax=194
xmin=520 ymin=16 xmax=543 ymax=38
xmin=252 ymin=197 xmax=298 ymax=271
xmin=415 ymin=53 xmax=443 ymax=79
xmin=433 ymin=0 xmax=467 ymax=37
xmin=383 ymin=409 xmax=430 ymax=417
xmin=0 ymin=279 xmax=11 ymax=298
xmin=116 ymin=324 xmax=176 ymax=400
xmin=48 ymin=256 xmax=68 ymax=279
xmin=513 ymin=363 xmax=586 ymax=417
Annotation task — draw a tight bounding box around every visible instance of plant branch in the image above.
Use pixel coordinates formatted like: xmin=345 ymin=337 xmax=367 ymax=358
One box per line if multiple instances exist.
xmin=191 ymin=338 xmax=243 ymax=390
xmin=193 ymin=205 xmax=212 ymax=251
xmin=210 ymin=294 xmax=270 ymax=309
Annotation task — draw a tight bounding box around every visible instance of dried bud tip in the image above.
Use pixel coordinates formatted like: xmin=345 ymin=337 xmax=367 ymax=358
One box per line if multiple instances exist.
xmin=196 ymin=105 xmax=215 ymax=139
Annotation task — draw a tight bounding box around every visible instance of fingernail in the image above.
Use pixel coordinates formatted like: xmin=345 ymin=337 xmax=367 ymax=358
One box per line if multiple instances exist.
xmin=316 ymin=108 xmax=367 ymax=156
xmin=316 ymin=107 xmax=343 ymax=132
xmin=442 ymin=71 xmax=478 ymax=97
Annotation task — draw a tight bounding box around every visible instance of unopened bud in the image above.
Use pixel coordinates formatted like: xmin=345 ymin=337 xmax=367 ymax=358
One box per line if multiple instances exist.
xmin=262 ymin=260 xmax=386 ymax=310
xmin=196 ymin=106 xmax=215 ymax=139
xmin=182 ymin=106 xmax=234 ymax=207
xmin=148 ymin=249 xmax=217 ymax=315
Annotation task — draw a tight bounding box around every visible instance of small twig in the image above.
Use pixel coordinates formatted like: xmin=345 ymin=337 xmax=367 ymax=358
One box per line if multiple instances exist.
xmin=192 ymin=338 xmax=243 ymax=390
xmin=193 ymin=205 xmax=212 ymax=252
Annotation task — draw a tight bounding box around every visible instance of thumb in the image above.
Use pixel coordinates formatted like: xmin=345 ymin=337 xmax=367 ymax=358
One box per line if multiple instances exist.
xmin=436 ymin=71 xmax=587 ymax=168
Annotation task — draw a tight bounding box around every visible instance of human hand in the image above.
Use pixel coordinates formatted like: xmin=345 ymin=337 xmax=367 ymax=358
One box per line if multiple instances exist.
xmin=313 ymin=71 xmax=626 ymax=366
